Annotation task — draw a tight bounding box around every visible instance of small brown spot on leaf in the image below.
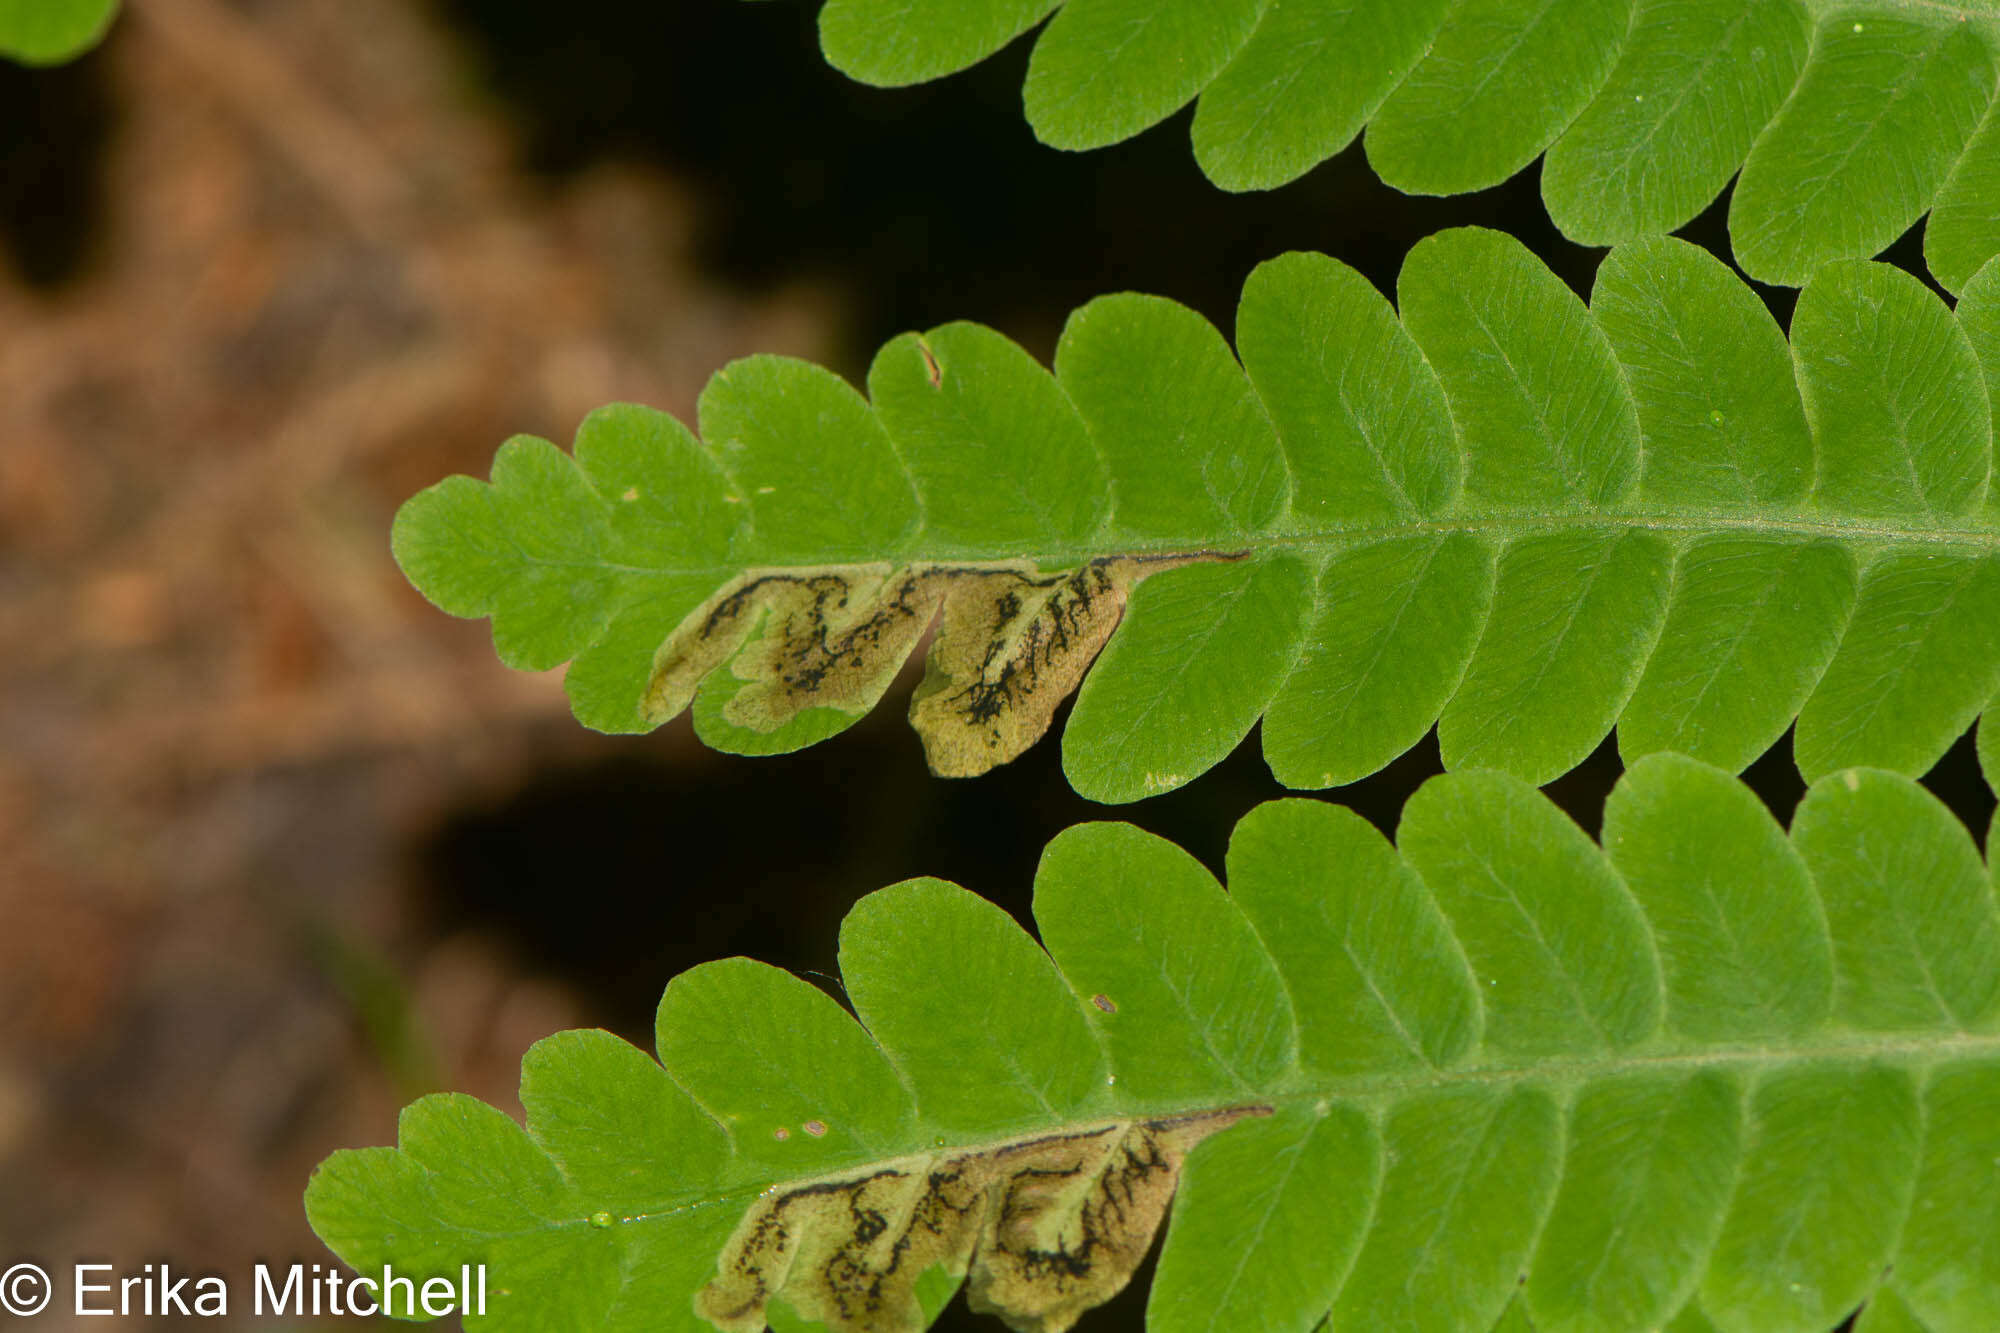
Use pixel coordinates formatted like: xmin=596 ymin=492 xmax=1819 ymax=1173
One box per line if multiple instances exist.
xmin=621 ymin=486 xmax=640 ymax=502
xmin=918 ymin=340 xmax=943 ymax=388
xmin=696 ymin=1107 xmax=1262 ymax=1333
xmin=773 ymin=1127 xmax=791 ymax=1141
xmin=803 ymin=1120 xmax=828 ymax=1138
xmin=1090 ymin=994 xmax=1115 ymax=1014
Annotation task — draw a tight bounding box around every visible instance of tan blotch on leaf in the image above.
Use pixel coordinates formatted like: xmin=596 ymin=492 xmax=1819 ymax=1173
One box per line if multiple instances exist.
xmin=695 ymin=1108 xmax=1261 ymax=1333
xmin=643 ymin=556 xmax=1210 ymax=776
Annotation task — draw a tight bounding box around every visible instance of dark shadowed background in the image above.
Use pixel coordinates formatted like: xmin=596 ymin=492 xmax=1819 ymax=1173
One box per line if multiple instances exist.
xmin=1 ymin=2 xmax=1990 ymax=1329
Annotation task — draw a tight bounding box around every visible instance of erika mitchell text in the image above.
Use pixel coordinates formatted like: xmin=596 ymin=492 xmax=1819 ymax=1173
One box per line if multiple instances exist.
xmin=71 ymin=1261 xmax=488 ymax=1317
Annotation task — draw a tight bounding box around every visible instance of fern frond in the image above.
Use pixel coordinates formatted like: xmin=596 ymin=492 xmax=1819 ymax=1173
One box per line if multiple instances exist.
xmin=306 ymin=757 xmax=2000 ymax=1333
xmin=805 ymin=0 xmax=2000 ymax=292
xmin=394 ymin=231 xmax=2000 ymax=802
xmin=0 ymin=0 xmax=117 ymax=64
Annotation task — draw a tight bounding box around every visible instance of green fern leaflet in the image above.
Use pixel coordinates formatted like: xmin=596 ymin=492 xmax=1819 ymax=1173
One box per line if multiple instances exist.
xmin=307 ymin=756 xmax=2000 ymax=1333
xmin=799 ymin=0 xmax=2000 ymax=292
xmin=393 ymin=231 xmax=2000 ymax=803
xmin=0 ymin=0 xmax=117 ymax=64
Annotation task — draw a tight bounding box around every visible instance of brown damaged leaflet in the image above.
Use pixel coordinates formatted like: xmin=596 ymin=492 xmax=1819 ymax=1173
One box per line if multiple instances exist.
xmin=641 ymin=554 xmax=1219 ymax=775
xmin=696 ymin=1108 xmax=1264 ymax=1333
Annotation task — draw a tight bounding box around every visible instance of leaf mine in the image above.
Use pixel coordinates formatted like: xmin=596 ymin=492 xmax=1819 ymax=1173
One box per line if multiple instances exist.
xmin=645 ymin=556 xmax=1211 ymax=777
xmin=695 ymin=1109 xmax=1260 ymax=1333
xmin=910 ymin=556 xmax=1206 ymax=779
xmin=644 ymin=564 xmax=932 ymax=730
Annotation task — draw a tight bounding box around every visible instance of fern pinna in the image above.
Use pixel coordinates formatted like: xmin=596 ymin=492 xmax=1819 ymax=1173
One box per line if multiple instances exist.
xmin=393 ymin=230 xmax=2000 ymax=803
xmin=798 ymin=0 xmax=2000 ymax=293
xmin=307 ymin=756 xmax=2000 ymax=1333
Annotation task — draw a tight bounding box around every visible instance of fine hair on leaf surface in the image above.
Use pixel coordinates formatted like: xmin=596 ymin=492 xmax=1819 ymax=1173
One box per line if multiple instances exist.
xmin=394 ymin=230 xmax=2000 ymax=803
xmin=800 ymin=0 xmax=2000 ymax=293
xmin=306 ymin=756 xmax=2000 ymax=1333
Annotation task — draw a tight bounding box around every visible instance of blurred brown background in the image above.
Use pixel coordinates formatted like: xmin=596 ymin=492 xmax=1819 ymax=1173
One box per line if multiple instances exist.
xmin=1 ymin=2 xmax=1991 ymax=1330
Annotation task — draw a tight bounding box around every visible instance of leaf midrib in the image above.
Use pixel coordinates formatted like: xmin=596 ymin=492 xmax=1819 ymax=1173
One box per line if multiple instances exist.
xmin=1764 ymin=17 xmax=1963 ymax=244
xmin=1430 ymin=0 xmax=1569 ymax=122
xmin=467 ymin=1027 xmax=2000 ymax=1247
xmin=498 ymin=507 xmax=2000 ymax=583
xmin=1656 ymin=539 xmax=1819 ymax=734
xmin=1592 ymin=2 xmax=1761 ymax=184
